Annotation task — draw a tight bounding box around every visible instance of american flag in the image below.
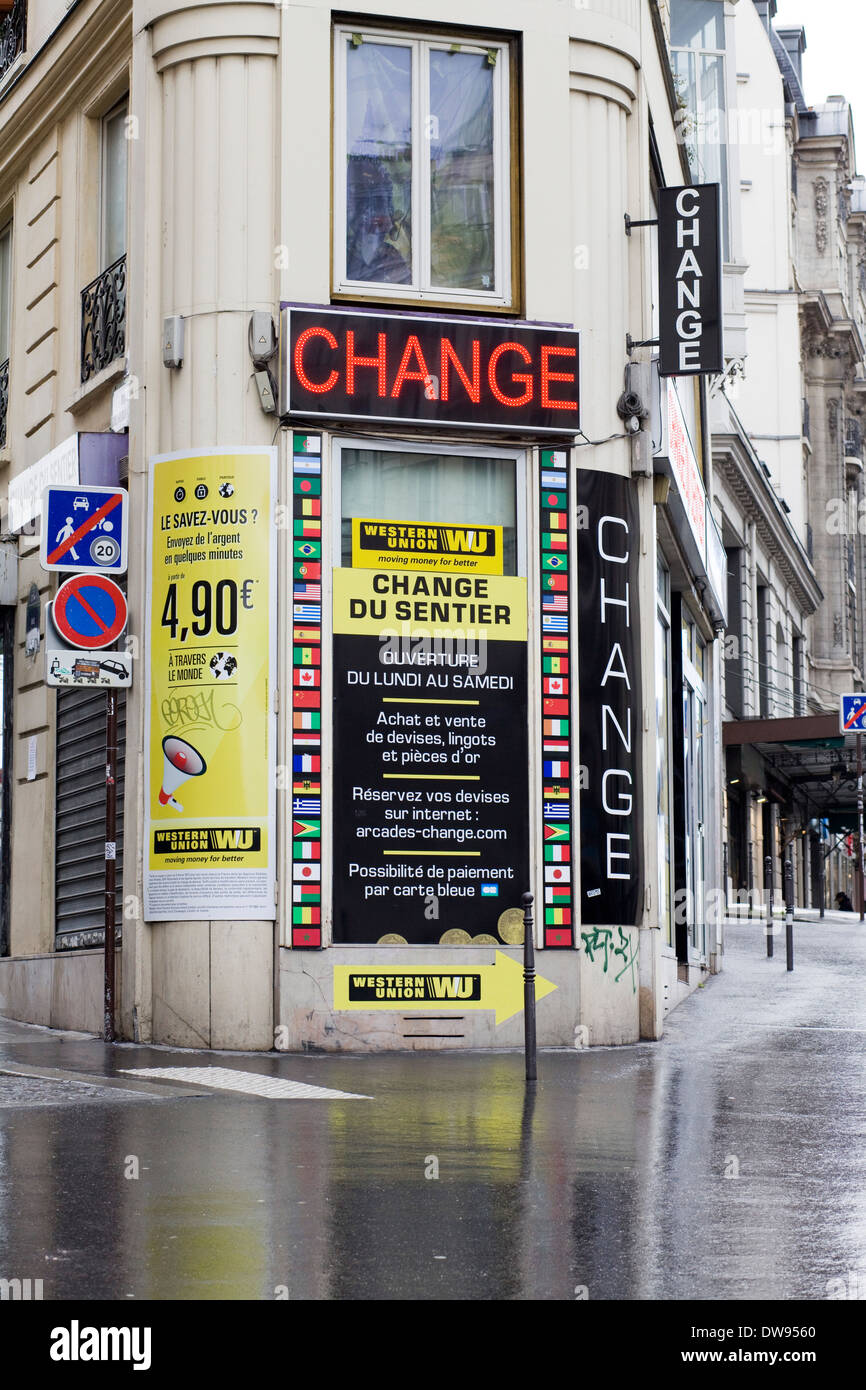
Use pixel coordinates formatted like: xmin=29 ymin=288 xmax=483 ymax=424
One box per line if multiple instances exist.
xmin=543 ymin=595 xmax=568 ymax=612
xmin=294 ymin=583 xmax=321 ymax=600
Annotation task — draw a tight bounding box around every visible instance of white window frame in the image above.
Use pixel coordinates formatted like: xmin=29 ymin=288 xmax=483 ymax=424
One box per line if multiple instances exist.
xmin=0 ymin=219 xmax=11 ymax=364
xmin=99 ymin=99 xmax=128 ymax=272
xmin=331 ymin=435 xmax=527 ymax=578
xmin=333 ymin=25 xmax=513 ymax=309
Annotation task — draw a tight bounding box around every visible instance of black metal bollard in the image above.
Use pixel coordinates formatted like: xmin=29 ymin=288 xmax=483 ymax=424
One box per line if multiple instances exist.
xmin=522 ymin=892 xmax=537 ymax=1083
xmin=765 ymin=854 xmax=773 ymax=957
xmin=784 ymin=857 xmax=794 ymax=972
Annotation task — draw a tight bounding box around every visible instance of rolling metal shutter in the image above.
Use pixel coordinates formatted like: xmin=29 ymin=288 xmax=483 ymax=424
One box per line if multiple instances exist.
xmin=55 ymin=686 xmax=126 ymax=949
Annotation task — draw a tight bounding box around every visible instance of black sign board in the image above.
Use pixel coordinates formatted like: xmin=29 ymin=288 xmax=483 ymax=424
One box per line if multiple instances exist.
xmin=281 ymin=306 xmax=580 ymax=434
xmin=577 ymin=471 xmax=643 ymax=926
xmin=331 ymin=568 xmax=529 ymax=944
xmin=658 ymin=183 xmax=723 ymax=377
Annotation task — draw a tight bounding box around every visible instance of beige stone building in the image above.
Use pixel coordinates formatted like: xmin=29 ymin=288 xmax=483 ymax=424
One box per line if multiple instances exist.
xmin=0 ymin=0 xmax=731 ymax=1049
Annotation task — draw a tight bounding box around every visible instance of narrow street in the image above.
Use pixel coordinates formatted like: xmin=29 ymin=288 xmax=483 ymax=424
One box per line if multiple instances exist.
xmin=1 ymin=913 xmax=864 ymax=1301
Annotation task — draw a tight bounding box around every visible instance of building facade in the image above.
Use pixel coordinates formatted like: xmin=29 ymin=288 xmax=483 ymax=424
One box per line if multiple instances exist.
xmin=0 ymin=0 xmax=734 ymax=1049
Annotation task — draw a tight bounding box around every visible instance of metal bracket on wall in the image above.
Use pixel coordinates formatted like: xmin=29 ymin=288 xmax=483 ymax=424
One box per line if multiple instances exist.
xmin=624 ymin=214 xmax=659 ymax=236
xmin=626 ymin=335 xmax=660 ymax=355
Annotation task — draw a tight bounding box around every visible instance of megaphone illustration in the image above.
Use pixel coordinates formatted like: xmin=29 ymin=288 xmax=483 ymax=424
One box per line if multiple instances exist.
xmin=159 ymin=736 xmax=207 ymax=813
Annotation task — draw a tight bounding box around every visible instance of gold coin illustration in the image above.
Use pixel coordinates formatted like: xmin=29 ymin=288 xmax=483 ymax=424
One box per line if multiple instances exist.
xmin=497 ymin=908 xmax=525 ymax=944
xmin=472 ymin=934 xmax=500 ymax=946
xmin=439 ymin=929 xmax=472 ymax=945
xmin=377 ymin=933 xmax=408 ymax=945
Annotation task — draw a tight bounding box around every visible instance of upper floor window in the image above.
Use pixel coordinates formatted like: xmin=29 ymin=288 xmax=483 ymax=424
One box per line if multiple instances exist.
xmin=0 ymin=220 xmax=11 ymax=363
xmin=100 ymin=101 xmax=128 ymax=269
xmin=670 ymin=0 xmax=729 ymax=259
xmin=333 ymin=25 xmax=516 ymax=310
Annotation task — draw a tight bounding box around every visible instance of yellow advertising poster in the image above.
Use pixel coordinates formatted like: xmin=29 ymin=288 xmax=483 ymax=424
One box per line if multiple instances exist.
xmin=351 ymin=517 xmax=503 ymax=573
xmin=144 ymin=448 xmax=276 ymax=921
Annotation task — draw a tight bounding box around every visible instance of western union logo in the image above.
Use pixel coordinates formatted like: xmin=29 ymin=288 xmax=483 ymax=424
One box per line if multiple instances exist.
xmin=153 ymin=828 xmax=262 ymax=853
xmin=333 ymin=952 xmax=557 ymax=1025
xmin=352 ymin=517 xmax=503 ymax=574
xmin=348 ymin=973 xmax=482 ymax=1002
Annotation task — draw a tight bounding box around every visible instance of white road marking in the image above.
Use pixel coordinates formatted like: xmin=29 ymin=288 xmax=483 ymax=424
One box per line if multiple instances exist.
xmin=119 ymin=1066 xmax=372 ymax=1100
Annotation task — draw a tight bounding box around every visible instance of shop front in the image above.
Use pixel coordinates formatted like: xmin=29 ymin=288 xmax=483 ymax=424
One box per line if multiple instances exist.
xmin=275 ymin=304 xmax=600 ymax=1049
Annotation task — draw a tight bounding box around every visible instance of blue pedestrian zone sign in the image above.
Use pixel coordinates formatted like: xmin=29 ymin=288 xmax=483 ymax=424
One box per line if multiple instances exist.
xmin=40 ymin=484 xmax=128 ymax=574
xmin=840 ymin=694 xmax=866 ymax=733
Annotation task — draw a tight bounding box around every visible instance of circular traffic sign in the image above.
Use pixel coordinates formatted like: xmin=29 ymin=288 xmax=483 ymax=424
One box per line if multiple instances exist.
xmin=54 ymin=574 xmax=128 ymax=649
xmin=90 ymin=534 xmax=121 ymax=567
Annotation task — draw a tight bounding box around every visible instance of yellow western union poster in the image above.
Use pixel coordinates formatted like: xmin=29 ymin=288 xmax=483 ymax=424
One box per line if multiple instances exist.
xmin=144 ymin=448 xmax=277 ymax=921
xmin=351 ymin=517 xmax=503 ymax=573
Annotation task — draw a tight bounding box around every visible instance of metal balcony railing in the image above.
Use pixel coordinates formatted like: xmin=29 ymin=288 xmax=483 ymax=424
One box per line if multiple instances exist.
xmin=80 ymin=255 xmax=126 ymax=383
xmin=0 ymin=0 xmax=26 ymax=83
xmin=0 ymin=357 xmax=8 ymax=448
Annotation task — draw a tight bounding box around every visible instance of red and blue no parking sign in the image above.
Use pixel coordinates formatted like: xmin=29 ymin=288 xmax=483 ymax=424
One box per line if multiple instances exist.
xmin=53 ymin=574 xmax=128 ymax=650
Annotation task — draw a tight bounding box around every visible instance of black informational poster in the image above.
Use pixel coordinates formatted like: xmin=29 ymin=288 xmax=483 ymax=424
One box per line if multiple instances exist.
xmin=331 ymin=566 xmax=529 ymax=945
xmin=577 ymin=471 xmax=643 ymax=926
xmin=658 ymin=183 xmax=723 ymax=377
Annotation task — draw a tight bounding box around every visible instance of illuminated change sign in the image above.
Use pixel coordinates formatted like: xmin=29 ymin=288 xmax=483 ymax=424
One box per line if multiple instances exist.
xmin=281 ymin=306 xmax=580 ymax=434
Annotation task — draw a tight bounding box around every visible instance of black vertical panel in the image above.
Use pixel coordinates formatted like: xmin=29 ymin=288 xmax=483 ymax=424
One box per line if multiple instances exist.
xmin=577 ymin=471 xmax=643 ymax=926
xmin=670 ymin=592 xmax=688 ymax=962
xmin=0 ymin=605 xmax=13 ymax=957
xmin=658 ymin=183 xmax=723 ymax=377
xmin=54 ymin=686 xmax=125 ymax=948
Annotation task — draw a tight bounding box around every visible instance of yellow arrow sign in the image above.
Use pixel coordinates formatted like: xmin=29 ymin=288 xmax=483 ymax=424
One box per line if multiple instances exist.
xmin=332 ymin=951 xmax=557 ymax=1026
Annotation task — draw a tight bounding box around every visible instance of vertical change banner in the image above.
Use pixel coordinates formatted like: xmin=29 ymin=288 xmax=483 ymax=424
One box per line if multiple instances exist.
xmin=144 ymin=448 xmax=277 ymax=921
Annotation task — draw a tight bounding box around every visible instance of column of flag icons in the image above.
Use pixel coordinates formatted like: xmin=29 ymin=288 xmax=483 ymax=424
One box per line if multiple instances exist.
xmin=292 ymin=434 xmax=323 ymax=947
xmin=540 ymin=449 xmax=574 ymax=948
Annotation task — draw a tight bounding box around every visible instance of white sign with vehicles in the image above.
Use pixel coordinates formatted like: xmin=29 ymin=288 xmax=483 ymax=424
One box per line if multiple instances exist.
xmin=45 ymin=649 xmax=132 ymax=688
xmin=43 ymin=602 xmax=133 ymax=688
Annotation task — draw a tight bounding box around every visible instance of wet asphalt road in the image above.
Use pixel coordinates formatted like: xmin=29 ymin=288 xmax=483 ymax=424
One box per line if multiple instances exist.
xmin=0 ymin=914 xmax=864 ymax=1301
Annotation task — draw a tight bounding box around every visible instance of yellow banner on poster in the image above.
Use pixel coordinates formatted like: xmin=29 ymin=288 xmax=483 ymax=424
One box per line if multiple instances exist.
xmin=351 ymin=517 xmax=503 ymax=573
xmin=144 ymin=448 xmax=276 ymax=921
xmin=333 ymin=568 xmax=527 ymax=642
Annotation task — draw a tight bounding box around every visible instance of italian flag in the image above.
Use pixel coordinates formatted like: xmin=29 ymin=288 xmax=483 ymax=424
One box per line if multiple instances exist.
xmin=293 ymin=841 xmax=321 ymax=860
xmin=544 ymin=844 xmax=571 ymax=863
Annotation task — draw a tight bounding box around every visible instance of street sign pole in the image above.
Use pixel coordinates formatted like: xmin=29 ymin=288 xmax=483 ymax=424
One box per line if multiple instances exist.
xmin=104 ymin=690 xmax=118 ymax=1042
xmin=858 ymin=732 xmax=864 ymax=923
